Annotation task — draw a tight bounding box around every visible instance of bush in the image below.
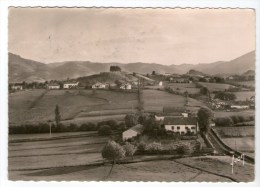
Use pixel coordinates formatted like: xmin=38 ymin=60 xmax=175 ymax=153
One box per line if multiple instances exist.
xmin=176 ymin=143 xmax=191 ymax=155
xmin=102 ymin=141 xmax=125 ymax=164
xmin=137 ymin=142 xmax=147 ymax=152
xmin=215 ymin=117 xmax=233 ymax=126
xmin=123 ymin=142 xmax=137 ymax=159
xmin=98 ymin=125 xmax=112 ymax=135
xmin=79 ymin=123 xmax=96 ymax=131
xmin=146 ymin=142 xmax=162 ymax=153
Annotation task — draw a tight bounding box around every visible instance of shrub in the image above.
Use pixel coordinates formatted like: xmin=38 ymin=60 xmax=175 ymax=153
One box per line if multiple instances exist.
xmin=215 ymin=117 xmax=233 ymax=126
xmin=98 ymin=125 xmax=112 ymax=136
xmin=123 ymin=142 xmax=137 ymax=159
xmin=176 ymin=143 xmax=191 ymax=155
xmin=146 ymin=142 xmax=162 ymax=153
xmin=137 ymin=142 xmax=147 ymax=152
xmin=102 ymin=140 xmax=125 ymax=164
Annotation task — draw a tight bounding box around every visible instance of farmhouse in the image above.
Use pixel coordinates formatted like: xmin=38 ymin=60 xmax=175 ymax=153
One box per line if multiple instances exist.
xmin=230 ymin=105 xmax=250 ymax=110
xmin=163 ymin=117 xmax=198 ymax=135
xmin=63 ymin=81 xmax=79 ymax=89
xmin=92 ymin=82 xmax=106 ymax=89
xmin=122 ymin=124 xmax=143 ymax=141
xmin=120 ymin=83 xmax=132 ymax=90
xmin=10 ymin=83 xmax=23 ymax=90
xmin=47 ymin=83 xmax=60 ymax=89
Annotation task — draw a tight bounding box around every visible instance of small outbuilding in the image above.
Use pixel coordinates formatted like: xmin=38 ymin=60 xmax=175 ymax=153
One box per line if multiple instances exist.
xmin=122 ymin=124 xmax=143 ymax=141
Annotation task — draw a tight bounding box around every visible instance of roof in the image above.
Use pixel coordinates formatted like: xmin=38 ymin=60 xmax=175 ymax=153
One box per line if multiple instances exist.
xmin=125 ymin=124 xmax=143 ymax=133
xmin=48 ymin=83 xmax=60 ymax=86
xmin=164 ymin=117 xmax=197 ymax=125
xmin=163 ymin=107 xmax=187 ymax=113
xmin=64 ymin=81 xmax=78 ymax=84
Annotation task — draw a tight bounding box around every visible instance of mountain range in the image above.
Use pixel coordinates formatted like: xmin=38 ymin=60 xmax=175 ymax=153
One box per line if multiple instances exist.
xmin=9 ymin=51 xmax=255 ymax=83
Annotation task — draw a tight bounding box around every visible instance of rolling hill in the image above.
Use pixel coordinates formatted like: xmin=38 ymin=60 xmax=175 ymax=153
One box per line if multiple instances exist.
xmin=8 ymin=51 xmax=255 ymax=82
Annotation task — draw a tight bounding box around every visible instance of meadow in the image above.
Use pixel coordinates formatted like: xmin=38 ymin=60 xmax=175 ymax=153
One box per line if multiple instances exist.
xmin=9 ymin=155 xmax=254 ymax=182
xmin=199 ymin=82 xmax=237 ymax=92
xmin=234 ymin=91 xmax=255 ymax=101
xmin=9 ymin=89 xmax=138 ymax=126
xmin=166 ymin=82 xmax=200 ymax=94
xmin=142 ymin=89 xmax=186 ymax=112
xmin=214 ymin=126 xmax=255 ymax=158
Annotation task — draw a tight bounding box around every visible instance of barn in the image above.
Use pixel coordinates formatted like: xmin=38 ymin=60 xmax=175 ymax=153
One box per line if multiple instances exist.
xmin=122 ymin=124 xmax=143 ymax=141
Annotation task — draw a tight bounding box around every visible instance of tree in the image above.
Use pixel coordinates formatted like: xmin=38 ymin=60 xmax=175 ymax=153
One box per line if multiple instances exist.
xmin=102 ymin=141 xmax=125 ymax=164
xmin=197 ymin=107 xmax=213 ymax=134
xmin=200 ymin=87 xmax=209 ymax=95
xmin=110 ymin=66 xmax=121 ymax=72
xmin=123 ymin=142 xmax=137 ymax=159
xmin=152 ymin=71 xmax=156 ymax=75
xmin=125 ymin=114 xmax=138 ymax=128
xmin=214 ymin=92 xmax=236 ymax=101
xmin=98 ymin=125 xmax=112 ymax=135
xmin=55 ymin=105 xmax=61 ymax=125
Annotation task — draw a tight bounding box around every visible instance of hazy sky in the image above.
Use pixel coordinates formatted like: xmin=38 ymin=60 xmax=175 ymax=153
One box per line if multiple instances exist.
xmin=9 ymin=8 xmax=255 ymax=65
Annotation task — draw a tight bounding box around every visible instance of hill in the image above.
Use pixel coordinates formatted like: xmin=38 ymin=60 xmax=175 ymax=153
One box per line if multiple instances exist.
xmin=8 ymin=51 xmax=255 ymax=82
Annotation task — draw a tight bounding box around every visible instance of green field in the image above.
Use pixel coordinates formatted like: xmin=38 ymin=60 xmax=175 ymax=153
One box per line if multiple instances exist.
xmin=214 ymin=110 xmax=255 ymax=118
xmin=9 ymin=89 xmax=138 ymax=125
xmin=234 ymin=91 xmax=255 ymax=101
xmin=142 ymin=89 xmax=186 ymax=112
xmin=234 ymin=81 xmax=255 ymax=87
xmin=199 ymin=82 xmax=237 ymax=92
xmin=166 ymin=82 xmax=200 ymax=94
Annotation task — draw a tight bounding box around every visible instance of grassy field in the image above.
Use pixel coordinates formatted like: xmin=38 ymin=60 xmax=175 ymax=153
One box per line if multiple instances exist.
xmin=199 ymin=82 xmax=237 ymax=92
xmin=234 ymin=81 xmax=255 ymax=87
xmin=234 ymin=91 xmax=255 ymax=101
xmin=142 ymin=89 xmax=186 ymax=112
xmin=9 ymin=89 xmax=138 ymax=125
xmin=214 ymin=126 xmax=255 ymax=158
xmin=9 ymin=155 xmax=253 ymax=181
xmin=9 ymin=133 xmax=109 ymax=171
xmin=165 ymin=83 xmax=200 ymax=94
xmin=214 ymin=110 xmax=255 ymax=118
xmin=214 ymin=126 xmax=254 ymax=138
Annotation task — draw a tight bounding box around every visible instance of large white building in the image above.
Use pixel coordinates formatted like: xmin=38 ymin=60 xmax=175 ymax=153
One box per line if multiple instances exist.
xmin=63 ymin=81 xmax=79 ymax=89
xmin=163 ymin=117 xmax=198 ymax=135
xmin=120 ymin=83 xmax=132 ymax=90
xmin=92 ymin=82 xmax=106 ymax=89
xmin=47 ymin=83 xmax=60 ymax=89
xmin=122 ymin=124 xmax=143 ymax=141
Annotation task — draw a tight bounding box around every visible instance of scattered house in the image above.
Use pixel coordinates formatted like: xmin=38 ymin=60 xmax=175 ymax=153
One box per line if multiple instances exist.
xmin=47 ymin=83 xmax=60 ymax=90
xmin=250 ymin=96 xmax=255 ymax=102
xmin=163 ymin=117 xmax=198 ymax=135
xmin=122 ymin=124 xmax=143 ymax=141
xmin=63 ymin=81 xmax=79 ymax=89
xmin=92 ymin=82 xmax=106 ymax=89
xmin=170 ymin=77 xmax=189 ymax=83
xmin=158 ymin=81 xmax=163 ymax=86
xmin=230 ymin=105 xmax=250 ymax=110
xmin=120 ymin=83 xmax=132 ymax=90
xmin=10 ymin=83 xmax=23 ymax=90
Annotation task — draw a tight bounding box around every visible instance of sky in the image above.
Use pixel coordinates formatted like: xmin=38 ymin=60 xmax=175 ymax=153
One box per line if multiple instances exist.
xmin=8 ymin=8 xmax=255 ymax=65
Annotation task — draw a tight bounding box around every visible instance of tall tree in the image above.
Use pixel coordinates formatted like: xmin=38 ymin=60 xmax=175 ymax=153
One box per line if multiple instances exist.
xmin=197 ymin=107 xmax=213 ymax=134
xmin=55 ymin=104 xmax=61 ymax=125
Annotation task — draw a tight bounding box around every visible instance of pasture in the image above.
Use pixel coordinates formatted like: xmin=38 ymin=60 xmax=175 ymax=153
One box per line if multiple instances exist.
xmin=9 ymin=89 xmax=138 ymax=126
xmin=214 ymin=126 xmax=254 ymax=138
xmin=234 ymin=91 xmax=255 ymax=101
xmin=214 ymin=110 xmax=255 ymax=118
xmin=199 ymin=82 xmax=236 ymax=92
xmin=9 ymin=133 xmax=109 ymax=171
xmin=142 ymin=89 xmax=186 ymax=112
xmin=9 ymin=155 xmax=253 ymax=181
xmin=166 ymin=82 xmax=200 ymax=94
xmin=235 ymin=81 xmax=255 ymax=87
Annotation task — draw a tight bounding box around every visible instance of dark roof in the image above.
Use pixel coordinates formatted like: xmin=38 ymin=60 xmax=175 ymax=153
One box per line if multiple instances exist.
xmin=163 ymin=107 xmax=187 ymax=113
xmin=48 ymin=83 xmax=60 ymax=86
xmin=164 ymin=117 xmax=197 ymax=125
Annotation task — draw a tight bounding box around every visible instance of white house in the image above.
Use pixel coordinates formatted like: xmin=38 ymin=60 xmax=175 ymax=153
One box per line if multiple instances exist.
xmin=122 ymin=124 xmax=143 ymax=141
xmin=47 ymin=83 xmax=60 ymax=89
xmin=11 ymin=84 xmax=23 ymax=90
xmin=120 ymin=83 xmax=132 ymax=90
xmin=163 ymin=117 xmax=198 ymax=135
xmin=63 ymin=81 xmax=79 ymax=89
xmin=92 ymin=82 xmax=106 ymax=89
xmin=158 ymin=81 xmax=163 ymax=86
xmin=230 ymin=105 xmax=249 ymax=110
